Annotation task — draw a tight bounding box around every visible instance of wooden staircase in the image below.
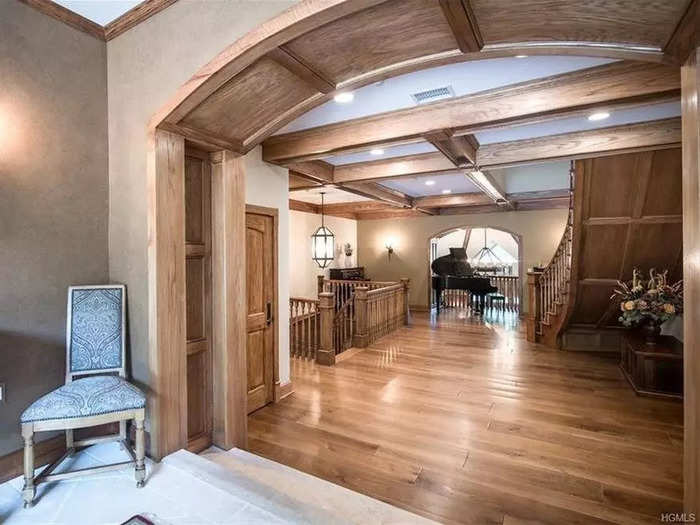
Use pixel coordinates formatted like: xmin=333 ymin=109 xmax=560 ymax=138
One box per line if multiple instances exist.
xmin=528 ymin=147 xmax=683 ymax=351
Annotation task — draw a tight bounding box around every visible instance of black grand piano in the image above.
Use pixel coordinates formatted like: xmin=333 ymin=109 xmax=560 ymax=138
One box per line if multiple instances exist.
xmin=431 ymin=248 xmax=497 ymax=315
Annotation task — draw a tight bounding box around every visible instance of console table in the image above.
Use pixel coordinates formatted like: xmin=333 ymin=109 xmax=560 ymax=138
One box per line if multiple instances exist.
xmin=620 ymin=333 xmax=683 ymax=400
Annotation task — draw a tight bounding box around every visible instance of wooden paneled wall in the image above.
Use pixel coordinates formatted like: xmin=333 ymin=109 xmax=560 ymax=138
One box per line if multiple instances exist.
xmin=565 ymin=149 xmax=683 ymax=330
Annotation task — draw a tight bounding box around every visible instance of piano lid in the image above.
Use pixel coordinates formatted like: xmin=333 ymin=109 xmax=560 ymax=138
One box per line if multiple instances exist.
xmin=431 ymin=247 xmax=474 ymax=277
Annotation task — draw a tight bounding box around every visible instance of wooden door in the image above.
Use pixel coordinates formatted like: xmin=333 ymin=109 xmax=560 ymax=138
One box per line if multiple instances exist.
xmin=246 ymin=210 xmax=276 ymax=413
xmin=184 ymin=148 xmax=212 ymax=452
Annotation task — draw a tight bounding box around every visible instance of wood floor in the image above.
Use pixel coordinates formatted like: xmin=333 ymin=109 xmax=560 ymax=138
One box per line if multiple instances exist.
xmin=248 ymin=310 xmax=683 ymax=524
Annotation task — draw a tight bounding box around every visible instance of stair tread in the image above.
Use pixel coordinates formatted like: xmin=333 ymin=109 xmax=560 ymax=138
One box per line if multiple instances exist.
xmin=182 ymin=449 xmax=435 ymax=524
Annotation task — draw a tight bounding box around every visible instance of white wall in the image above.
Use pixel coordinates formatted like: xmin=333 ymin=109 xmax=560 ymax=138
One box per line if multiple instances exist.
xmin=245 ymin=147 xmax=291 ymax=384
xmin=289 ymin=210 xmax=358 ymax=299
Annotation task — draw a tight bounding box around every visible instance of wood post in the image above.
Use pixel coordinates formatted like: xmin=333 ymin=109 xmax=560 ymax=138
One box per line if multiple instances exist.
xmin=400 ymin=278 xmax=410 ymax=324
xmin=147 ymin=128 xmax=187 ymax=460
xmin=682 ymin=33 xmax=700 ymax=514
xmin=526 ymin=271 xmax=542 ymax=342
xmin=317 ymin=292 xmax=335 ymax=365
xmin=21 ymin=425 xmax=35 ymax=508
xmin=317 ymin=275 xmax=326 ymax=296
xmin=134 ymin=416 xmax=146 ymax=488
xmin=353 ymin=287 xmax=369 ymax=348
xmin=210 ymin=150 xmax=247 ymax=451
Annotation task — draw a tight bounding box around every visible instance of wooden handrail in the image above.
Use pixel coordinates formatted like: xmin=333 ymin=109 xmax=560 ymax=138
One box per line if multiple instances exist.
xmin=289 ymin=297 xmax=320 ymax=359
xmin=527 ymin=163 xmax=575 ymax=343
xmin=302 ymin=277 xmax=409 ymax=365
xmin=354 ymin=279 xmax=409 ymax=348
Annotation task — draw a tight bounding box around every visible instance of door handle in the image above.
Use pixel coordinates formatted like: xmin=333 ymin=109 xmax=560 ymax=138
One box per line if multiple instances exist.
xmin=266 ymin=302 xmax=273 ymax=326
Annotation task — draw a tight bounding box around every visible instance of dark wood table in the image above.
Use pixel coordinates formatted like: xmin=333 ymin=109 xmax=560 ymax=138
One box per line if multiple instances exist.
xmin=620 ymin=333 xmax=683 ymax=400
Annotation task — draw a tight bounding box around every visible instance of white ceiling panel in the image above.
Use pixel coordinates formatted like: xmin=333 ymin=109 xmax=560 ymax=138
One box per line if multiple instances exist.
xmin=292 ymin=187 xmax=370 ymax=205
xmin=490 ymin=162 xmax=571 ymax=193
xmin=476 ymin=101 xmax=680 ymax=145
xmin=379 ymin=173 xmax=480 ymax=197
xmin=53 ymin=0 xmax=141 ymax=25
xmin=277 ymin=56 xmax=616 ymax=134
xmin=327 ymin=142 xmax=437 ymax=166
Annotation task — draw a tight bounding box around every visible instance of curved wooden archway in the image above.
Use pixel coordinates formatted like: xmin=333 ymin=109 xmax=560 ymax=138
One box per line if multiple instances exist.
xmin=145 ymin=0 xmax=700 ymax=512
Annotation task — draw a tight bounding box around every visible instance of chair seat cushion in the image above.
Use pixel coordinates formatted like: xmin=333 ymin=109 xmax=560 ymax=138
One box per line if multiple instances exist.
xmin=21 ymin=376 xmax=145 ymax=423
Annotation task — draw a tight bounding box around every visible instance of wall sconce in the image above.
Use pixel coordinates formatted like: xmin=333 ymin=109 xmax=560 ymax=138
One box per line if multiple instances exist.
xmin=385 ymin=239 xmax=395 ymax=260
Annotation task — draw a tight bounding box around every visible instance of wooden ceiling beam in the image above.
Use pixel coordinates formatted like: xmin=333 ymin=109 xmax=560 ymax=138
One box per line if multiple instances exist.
xmin=338 ymin=182 xmax=412 ymax=208
xmin=334 ymin=152 xmax=458 ymax=183
xmin=262 ymin=61 xmax=679 ymax=163
xmin=413 ymin=192 xmax=492 ymax=208
xmin=267 ymin=47 xmax=336 ymax=94
xmin=424 ymin=131 xmax=478 ymax=167
xmin=438 ymin=0 xmax=483 ymax=53
xmin=477 ymin=118 xmax=682 ymax=169
xmin=663 ymin=0 xmax=697 ymax=64
xmin=286 ymin=160 xmax=334 ymax=184
xmin=327 ymin=119 xmax=681 ymax=184
xmin=289 ymin=199 xmax=319 ymax=214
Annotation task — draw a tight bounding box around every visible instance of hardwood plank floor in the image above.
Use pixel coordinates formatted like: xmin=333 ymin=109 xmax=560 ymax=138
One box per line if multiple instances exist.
xmin=248 ymin=310 xmax=683 ymax=524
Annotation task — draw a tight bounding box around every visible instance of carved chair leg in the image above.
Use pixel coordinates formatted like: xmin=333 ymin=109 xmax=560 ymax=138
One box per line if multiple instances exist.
xmin=65 ymin=429 xmax=74 ymax=454
xmin=118 ymin=420 xmax=127 ymax=450
xmin=21 ymin=425 xmax=35 ymax=508
xmin=134 ymin=416 xmax=146 ymax=488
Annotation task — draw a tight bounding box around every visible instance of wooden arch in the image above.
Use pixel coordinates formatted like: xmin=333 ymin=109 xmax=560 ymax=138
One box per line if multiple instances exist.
xmin=145 ymin=4 xmax=699 ymax=510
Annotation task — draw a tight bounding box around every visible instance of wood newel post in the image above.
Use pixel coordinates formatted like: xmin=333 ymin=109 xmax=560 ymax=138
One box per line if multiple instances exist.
xmin=317 ymin=292 xmax=335 ymax=365
xmin=353 ymin=287 xmax=369 ymax=348
xmin=526 ymin=270 xmax=543 ymax=342
xmin=317 ymin=275 xmax=326 ymax=297
xmin=400 ymin=278 xmax=410 ymax=324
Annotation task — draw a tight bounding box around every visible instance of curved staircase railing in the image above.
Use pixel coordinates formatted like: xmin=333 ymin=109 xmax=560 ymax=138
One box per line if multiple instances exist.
xmin=527 ymin=163 xmax=575 ymax=346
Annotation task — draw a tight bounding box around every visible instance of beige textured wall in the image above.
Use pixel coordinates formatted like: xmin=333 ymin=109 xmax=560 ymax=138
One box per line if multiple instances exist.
xmin=290 ymin=211 xmax=358 ymax=299
xmin=107 ymin=1 xmax=297 ymax=389
xmin=357 ymin=209 xmax=569 ymax=311
xmin=0 ymin=2 xmax=108 ymax=455
xmin=245 ymin=147 xmax=291 ymax=383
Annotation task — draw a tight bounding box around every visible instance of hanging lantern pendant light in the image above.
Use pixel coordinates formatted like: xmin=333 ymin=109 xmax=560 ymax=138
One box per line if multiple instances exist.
xmin=311 ymin=192 xmax=335 ymax=268
xmin=470 ymin=229 xmax=505 ymax=272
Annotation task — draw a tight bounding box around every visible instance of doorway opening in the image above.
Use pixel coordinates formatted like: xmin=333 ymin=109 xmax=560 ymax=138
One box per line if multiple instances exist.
xmin=429 ymin=226 xmax=522 ymax=326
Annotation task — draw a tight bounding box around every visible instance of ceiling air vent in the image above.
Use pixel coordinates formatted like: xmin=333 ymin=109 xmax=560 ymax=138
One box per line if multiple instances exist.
xmin=410 ymin=86 xmax=455 ymax=104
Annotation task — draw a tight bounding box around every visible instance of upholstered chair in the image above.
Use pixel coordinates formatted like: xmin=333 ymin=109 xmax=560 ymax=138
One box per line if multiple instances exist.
xmin=19 ymin=285 xmax=146 ymax=508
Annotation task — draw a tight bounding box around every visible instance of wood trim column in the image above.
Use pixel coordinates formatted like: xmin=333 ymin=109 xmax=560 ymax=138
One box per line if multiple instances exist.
xmin=317 ymin=292 xmax=335 ymax=365
xmin=683 ymin=41 xmax=700 ymax=514
xmin=526 ymin=271 xmax=542 ymax=342
xmin=147 ymin=128 xmax=187 ymax=460
xmin=210 ymin=150 xmax=247 ymax=450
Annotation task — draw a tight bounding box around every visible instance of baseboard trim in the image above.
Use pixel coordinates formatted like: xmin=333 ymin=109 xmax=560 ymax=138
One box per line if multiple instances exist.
xmin=0 ymin=435 xmax=65 ymax=485
xmin=409 ymin=304 xmax=430 ymax=312
xmin=274 ymin=380 xmax=294 ymax=402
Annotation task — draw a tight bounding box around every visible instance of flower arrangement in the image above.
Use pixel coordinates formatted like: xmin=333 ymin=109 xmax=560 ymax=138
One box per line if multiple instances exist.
xmin=611 ymin=268 xmax=683 ymax=329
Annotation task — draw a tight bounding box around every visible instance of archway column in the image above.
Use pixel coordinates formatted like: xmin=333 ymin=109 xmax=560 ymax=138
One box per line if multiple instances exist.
xmin=147 ymin=130 xmax=248 ymax=460
xmin=682 ymin=11 xmax=700 ymax=511
xmin=147 ymin=128 xmax=188 ymax=460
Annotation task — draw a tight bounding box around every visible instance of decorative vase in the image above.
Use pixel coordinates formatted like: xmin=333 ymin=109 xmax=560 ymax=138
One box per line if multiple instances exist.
xmin=641 ymin=320 xmax=662 ymax=346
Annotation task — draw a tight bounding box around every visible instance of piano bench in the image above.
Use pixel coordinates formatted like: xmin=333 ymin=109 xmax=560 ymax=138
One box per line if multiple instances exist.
xmin=488 ymin=294 xmax=505 ymax=309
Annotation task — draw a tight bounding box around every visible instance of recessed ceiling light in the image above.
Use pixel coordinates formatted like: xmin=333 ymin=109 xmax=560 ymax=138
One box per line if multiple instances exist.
xmin=515 ymin=54 xmax=528 ymax=58
xmin=588 ymin=111 xmax=610 ymax=121
xmin=370 ymin=148 xmax=384 ymax=155
xmin=425 ymin=180 xmax=435 ymax=186
xmin=333 ymin=92 xmax=354 ymax=103
xmin=442 ymin=189 xmax=452 ymax=194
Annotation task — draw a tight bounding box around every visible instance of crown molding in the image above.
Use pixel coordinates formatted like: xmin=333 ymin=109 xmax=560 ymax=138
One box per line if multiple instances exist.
xmin=18 ymin=0 xmax=178 ymax=41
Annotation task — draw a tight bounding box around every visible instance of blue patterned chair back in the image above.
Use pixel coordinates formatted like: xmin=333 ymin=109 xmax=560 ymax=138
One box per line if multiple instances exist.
xmin=66 ymin=285 xmax=126 ymax=381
